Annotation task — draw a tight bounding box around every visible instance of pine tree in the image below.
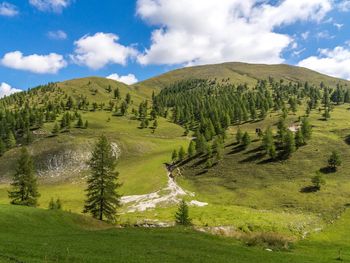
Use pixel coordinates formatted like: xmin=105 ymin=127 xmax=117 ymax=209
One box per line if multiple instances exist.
xmin=77 ymin=115 xmax=84 ymax=128
xmin=178 ymin=146 xmax=186 ymax=161
xmin=188 ymin=140 xmax=196 ymax=157
xmin=295 ymin=129 xmax=304 ymax=147
xmin=242 ymin=132 xmax=251 ymax=148
xmin=172 ymin=149 xmax=178 ymax=163
xmin=301 ymin=118 xmax=312 ymax=141
xmin=84 ymin=120 xmax=89 ymax=129
xmin=8 ymin=147 xmax=40 ymax=207
xmin=283 ymin=130 xmax=296 ymax=158
xmin=175 ymin=200 xmax=192 ymax=226
xmin=83 ymin=136 xmax=122 ymax=221
xmin=328 ymin=151 xmax=341 ymax=171
xmin=6 ymin=130 xmax=16 ymax=149
xmin=52 ymin=122 xmax=60 ymax=135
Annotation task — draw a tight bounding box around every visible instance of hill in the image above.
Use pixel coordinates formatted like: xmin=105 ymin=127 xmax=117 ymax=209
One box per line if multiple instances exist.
xmin=0 ymin=205 xmax=349 ymax=262
xmin=135 ymin=62 xmax=350 ymax=91
xmin=1 ymin=63 xmax=350 ymax=246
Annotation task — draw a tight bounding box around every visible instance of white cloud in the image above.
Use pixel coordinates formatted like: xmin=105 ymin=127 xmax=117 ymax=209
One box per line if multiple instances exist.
xmin=48 ymin=30 xmax=67 ymax=40
xmin=338 ymin=0 xmax=350 ymax=11
xmin=136 ymin=0 xmax=332 ymax=66
xmin=298 ymin=45 xmax=350 ymax=80
xmin=316 ymin=30 xmax=335 ymax=39
xmin=334 ymin=23 xmax=344 ymax=30
xmin=0 ymin=2 xmax=19 ymax=17
xmin=71 ymin=33 xmax=137 ymax=70
xmin=106 ymin=73 xmax=138 ymax=85
xmin=1 ymin=51 xmax=67 ymax=74
xmin=29 ymin=0 xmax=70 ymax=13
xmin=0 ymin=82 xmax=21 ymax=98
xmin=301 ymin=31 xmax=310 ymax=40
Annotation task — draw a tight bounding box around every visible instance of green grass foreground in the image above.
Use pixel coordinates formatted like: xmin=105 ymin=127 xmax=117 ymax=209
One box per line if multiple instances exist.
xmin=0 ymin=205 xmax=349 ymax=263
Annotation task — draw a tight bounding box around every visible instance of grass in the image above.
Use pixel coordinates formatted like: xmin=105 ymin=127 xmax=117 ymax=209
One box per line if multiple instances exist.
xmin=0 ymin=204 xmax=349 ymax=262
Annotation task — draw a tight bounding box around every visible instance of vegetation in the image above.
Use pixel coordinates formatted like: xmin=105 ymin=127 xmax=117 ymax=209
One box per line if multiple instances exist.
xmin=84 ymin=135 xmax=122 ymax=221
xmin=175 ymin=200 xmax=192 ymax=226
xmin=8 ymin=148 xmax=40 ymax=207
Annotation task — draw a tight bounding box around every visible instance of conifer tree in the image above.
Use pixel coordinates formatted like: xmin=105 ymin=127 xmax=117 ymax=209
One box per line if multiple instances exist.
xmin=52 ymin=122 xmax=60 ymax=135
xmin=301 ymin=118 xmax=312 ymax=141
xmin=8 ymin=147 xmax=40 ymax=207
xmin=77 ymin=115 xmax=84 ymax=128
xmin=6 ymin=130 xmax=16 ymax=149
xmin=295 ymin=129 xmax=304 ymax=147
xmin=171 ymin=149 xmax=178 ymax=163
xmin=188 ymin=140 xmax=196 ymax=158
xmin=328 ymin=151 xmax=341 ymax=171
xmin=83 ymin=135 xmax=121 ymax=221
xmin=242 ymin=132 xmax=251 ymax=149
xmin=175 ymin=199 xmax=192 ymax=226
xmin=178 ymin=146 xmax=186 ymax=161
xmin=283 ymin=130 xmax=296 ymax=158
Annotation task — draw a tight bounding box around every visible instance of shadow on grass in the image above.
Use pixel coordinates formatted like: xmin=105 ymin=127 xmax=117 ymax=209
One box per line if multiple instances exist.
xmin=345 ymin=135 xmax=350 ymax=145
xmin=239 ymin=152 xmax=265 ymax=163
xmin=300 ymin=186 xmax=320 ymax=193
xmin=228 ymin=145 xmax=245 ymax=155
xmin=196 ymin=170 xmax=208 ymax=176
xmin=319 ymin=166 xmax=336 ymax=174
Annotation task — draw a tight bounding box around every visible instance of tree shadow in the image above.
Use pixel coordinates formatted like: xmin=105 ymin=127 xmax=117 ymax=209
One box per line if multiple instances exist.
xmin=228 ymin=145 xmax=245 ymax=155
xmin=319 ymin=166 xmax=336 ymax=174
xmin=196 ymin=170 xmax=208 ymax=176
xmin=300 ymin=186 xmax=319 ymax=193
xmin=192 ymin=157 xmax=208 ymax=167
xmin=345 ymin=135 xmax=350 ymax=145
xmin=239 ymin=152 xmax=265 ymax=163
xmin=245 ymin=146 xmax=264 ymax=155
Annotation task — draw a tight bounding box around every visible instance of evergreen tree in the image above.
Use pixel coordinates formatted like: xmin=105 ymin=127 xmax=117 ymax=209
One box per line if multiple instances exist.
xmin=301 ymin=118 xmax=312 ymax=141
xmin=188 ymin=140 xmax=196 ymax=158
xmin=6 ymin=130 xmax=16 ymax=149
xmin=77 ymin=115 xmax=84 ymax=128
xmin=283 ymin=130 xmax=296 ymax=158
xmin=295 ymin=129 xmax=305 ymax=147
xmin=178 ymin=146 xmax=186 ymax=161
xmin=175 ymin=199 xmax=192 ymax=226
xmin=236 ymin=128 xmax=243 ymax=144
xmin=8 ymin=147 xmax=40 ymax=207
xmin=84 ymin=120 xmax=89 ymax=129
xmin=83 ymin=135 xmax=122 ymax=221
xmin=262 ymin=127 xmax=276 ymax=159
xmin=276 ymin=118 xmax=287 ymax=145
xmin=311 ymin=172 xmax=326 ymax=191
xmin=328 ymin=151 xmax=341 ymax=171
xmin=172 ymin=149 xmax=178 ymax=163
xmin=52 ymin=122 xmax=60 ymax=135
xmin=242 ymin=132 xmax=251 ymax=149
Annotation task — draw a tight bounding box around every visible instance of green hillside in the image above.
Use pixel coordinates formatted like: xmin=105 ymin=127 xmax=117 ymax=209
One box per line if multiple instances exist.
xmin=135 ymin=62 xmax=350 ymax=91
xmin=0 ymin=205 xmax=349 ymax=263
xmin=1 ymin=63 xmax=350 ymax=262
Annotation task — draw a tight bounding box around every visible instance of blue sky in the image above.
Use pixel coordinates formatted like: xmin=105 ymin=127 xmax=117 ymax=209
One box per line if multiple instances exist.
xmin=0 ymin=0 xmax=350 ymax=96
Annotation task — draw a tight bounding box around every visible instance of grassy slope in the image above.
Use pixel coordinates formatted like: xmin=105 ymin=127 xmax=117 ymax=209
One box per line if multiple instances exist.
xmin=134 ymin=62 xmax=350 ymax=91
xmin=0 ymin=205 xmax=349 ymax=263
xmin=0 ymin=77 xmax=188 ymax=212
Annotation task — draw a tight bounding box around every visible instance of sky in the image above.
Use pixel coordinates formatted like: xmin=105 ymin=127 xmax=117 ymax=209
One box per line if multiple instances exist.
xmin=0 ymin=0 xmax=350 ymax=97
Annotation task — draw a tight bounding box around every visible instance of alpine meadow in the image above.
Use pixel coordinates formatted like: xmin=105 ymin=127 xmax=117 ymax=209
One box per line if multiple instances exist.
xmin=1 ymin=1 xmax=350 ymax=262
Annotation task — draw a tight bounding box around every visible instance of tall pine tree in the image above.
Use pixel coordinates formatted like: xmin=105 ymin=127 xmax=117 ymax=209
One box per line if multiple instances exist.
xmin=8 ymin=147 xmax=40 ymax=207
xmin=84 ymin=135 xmax=122 ymax=221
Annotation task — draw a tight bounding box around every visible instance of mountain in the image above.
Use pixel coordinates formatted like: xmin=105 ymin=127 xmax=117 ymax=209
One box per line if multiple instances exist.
xmin=135 ymin=62 xmax=350 ymax=91
xmin=1 ymin=62 xmax=350 ymax=255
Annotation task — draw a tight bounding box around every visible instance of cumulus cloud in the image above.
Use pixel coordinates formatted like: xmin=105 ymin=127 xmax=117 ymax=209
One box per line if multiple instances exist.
xmin=338 ymin=0 xmax=350 ymax=11
xmin=0 ymin=2 xmax=19 ymax=17
xmin=136 ymin=0 xmax=332 ymax=66
xmin=47 ymin=30 xmax=67 ymax=40
xmin=1 ymin=51 xmax=67 ymax=74
xmin=29 ymin=0 xmax=71 ymax=13
xmin=0 ymin=82 xmax=21 ymax=98
xmin=298 ymin=45 xmax=350 ymax=80
xmin=106 ymin=73 xmax=138 ymax=85
xmin=71 ymin=33 xmax=137 ymax=70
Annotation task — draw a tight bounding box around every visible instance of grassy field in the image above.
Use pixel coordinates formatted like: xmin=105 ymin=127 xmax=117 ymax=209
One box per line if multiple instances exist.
xmin=0 ymin=205 xmax=349 ymax=263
